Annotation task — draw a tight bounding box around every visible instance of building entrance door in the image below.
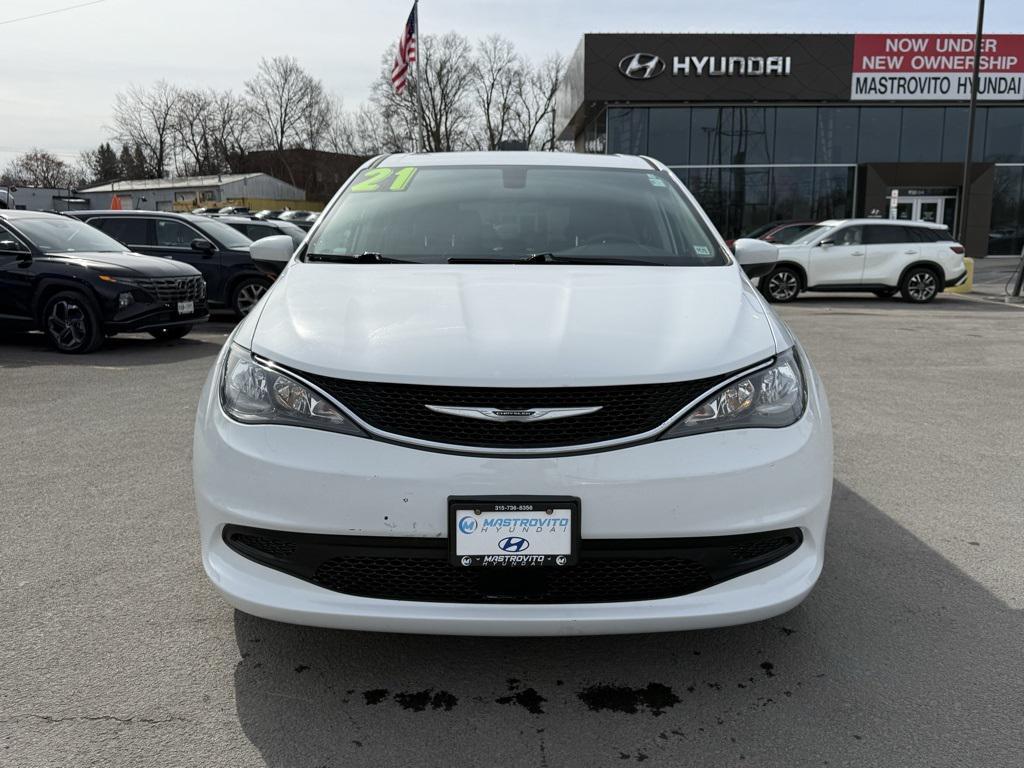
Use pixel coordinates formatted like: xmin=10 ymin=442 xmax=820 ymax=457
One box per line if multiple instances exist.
xmin=894 ymin=194 xmax=957 ymax=231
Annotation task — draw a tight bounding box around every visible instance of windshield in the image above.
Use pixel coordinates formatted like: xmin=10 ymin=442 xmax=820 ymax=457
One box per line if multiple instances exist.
xmin=15 ymin=216 xmax=128 ymax=253
xmin=193 ymin=217 xmax=253 ymax=250
xmin=789 ymin=224 xmax=834 ymax=245
xmin=305 ymin=165 xmax=727 ymax=266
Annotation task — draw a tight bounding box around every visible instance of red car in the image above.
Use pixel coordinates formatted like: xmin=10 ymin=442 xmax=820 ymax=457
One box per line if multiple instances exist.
xmin=726 ymin=220 xmax=818 ymax=250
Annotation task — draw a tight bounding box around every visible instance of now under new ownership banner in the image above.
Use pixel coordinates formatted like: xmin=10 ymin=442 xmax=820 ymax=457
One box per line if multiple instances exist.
xmin=851 ymin=34 xmax=1024 ymax=101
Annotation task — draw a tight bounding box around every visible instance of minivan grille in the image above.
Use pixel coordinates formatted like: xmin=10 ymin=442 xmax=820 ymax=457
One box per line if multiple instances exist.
xmin=296 ymin=370 xmax=742 ymax=450
xmin=223 ymin=525 xmax=803 ymax=604
xmin=134 ymin=275 xmax=206 ymax=302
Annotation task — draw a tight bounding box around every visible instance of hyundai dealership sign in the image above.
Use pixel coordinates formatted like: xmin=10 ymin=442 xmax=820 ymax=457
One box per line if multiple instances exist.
xmin=851 ymin=34 xmax=1023 ymax=100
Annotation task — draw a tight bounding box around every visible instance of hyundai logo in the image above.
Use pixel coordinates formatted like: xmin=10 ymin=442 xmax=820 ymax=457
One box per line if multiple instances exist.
xmin=618 ymin=53 xmax=665 ymax=80
xmin=498 ymin=536 xmax=530 ymax=553
xmin=458 ymin=516 xmax=478 ymax=534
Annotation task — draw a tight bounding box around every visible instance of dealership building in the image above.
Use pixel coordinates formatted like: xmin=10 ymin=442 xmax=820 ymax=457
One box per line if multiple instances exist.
xmin=557 ymin=33 xmax=1024 ymax=256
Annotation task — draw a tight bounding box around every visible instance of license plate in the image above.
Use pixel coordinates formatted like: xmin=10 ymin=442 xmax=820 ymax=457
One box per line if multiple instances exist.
xmin=177 ymin=300 xmax=194 ymax=315
xmin=448 ymin=497 xmax=580 ymax=567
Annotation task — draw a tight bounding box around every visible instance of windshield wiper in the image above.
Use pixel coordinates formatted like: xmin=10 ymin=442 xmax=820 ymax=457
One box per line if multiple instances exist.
xmin=447 ymin=253 xmax=664 ymax=266
xmin=305 ymin=251 xmax=413 ymax=264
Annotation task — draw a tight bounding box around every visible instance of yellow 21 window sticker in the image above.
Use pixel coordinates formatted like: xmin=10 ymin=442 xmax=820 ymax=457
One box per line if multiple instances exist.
xmin=350 ymin=166 xmax=417 ymax=192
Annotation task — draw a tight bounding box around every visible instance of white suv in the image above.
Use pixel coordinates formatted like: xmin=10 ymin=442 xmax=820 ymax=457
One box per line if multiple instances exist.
xmin=760 ymin=219 xmax=968 ymax=303
xmin=193 ymin=152 xmax=833 ymax=636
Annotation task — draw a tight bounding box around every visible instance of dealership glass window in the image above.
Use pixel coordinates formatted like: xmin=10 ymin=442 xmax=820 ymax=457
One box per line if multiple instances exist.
xmin=811 ymin=167 xmax=856 ymax=221
xmin=773 ymin=108 xmax=816 ymax=164
xmin=582 ymin=110 xmax=607 ymax=154
xmin=899 ymin=108 xmax=944 ymax=163
xmin=989 ymin=166 xmax=1024 ymax=256
xmin=689 ymin=108 xmax=775 ymax=166
xmin=816 ymin=108 xmax=859 ymax=164
xmin=983 ymin=107 xmax=1024 ymax=163
xmin=606 ymin=107 xmax=648 ymax=155
xmin=857 ymin=108 xmax=901 ymax=163
xmin=771 ymin=167 xmax=814 ymax=221
xmin=940 ymin=107 xmax=987 ymax=163
xmin=647 ymin=108 xmax=689 ymax=166
xmin=731 ymin=166 xmax=772 ymax=236
xmin=736 ymin=108 xmax=775 ymax=164
xmin=689 ymin=109 xmax=720 ymax=165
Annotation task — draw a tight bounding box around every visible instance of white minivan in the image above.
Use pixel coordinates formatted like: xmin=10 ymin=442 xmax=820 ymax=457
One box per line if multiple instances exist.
xmin=193 ymin=152 xmax=833 ymax=636
xmin=759 ymin=219 xmax=968 ymax=303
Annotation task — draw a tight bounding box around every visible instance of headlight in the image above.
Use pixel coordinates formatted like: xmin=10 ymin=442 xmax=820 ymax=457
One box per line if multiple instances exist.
xmin=662 ymin=348 xmax=806 ymax=439
xmin=220 ymin=344 xmax=363 ymax=436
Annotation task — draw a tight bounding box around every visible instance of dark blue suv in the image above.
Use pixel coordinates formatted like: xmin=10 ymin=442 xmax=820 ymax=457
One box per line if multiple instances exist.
xmin=68 ymin=210 xmax=275 ymax=317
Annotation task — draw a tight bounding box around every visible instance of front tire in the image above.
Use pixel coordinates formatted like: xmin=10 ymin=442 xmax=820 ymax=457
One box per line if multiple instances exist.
xmin=42 ymin=291 xmax=104 ymax=354
xmin=900 ymin=267 xmax=940 ymax=303
xmin=231 ymin=276 xmax=271 ymax=318
xmin=760 ymin=266 xmax=802 ymax=303
xmin=148 ymin=325 xmax=193 ymax=341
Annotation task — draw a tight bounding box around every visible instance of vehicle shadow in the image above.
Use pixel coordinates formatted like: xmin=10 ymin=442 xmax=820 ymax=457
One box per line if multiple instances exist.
xmin=0 ymin=322 xmax=236 ymax=368
xmin=229 ymin=482 xmax=1022 ymax=768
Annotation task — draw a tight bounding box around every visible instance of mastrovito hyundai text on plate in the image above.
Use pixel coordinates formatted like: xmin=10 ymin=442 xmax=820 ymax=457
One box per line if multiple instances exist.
xmin=193 ymin=151 xmax=834 ymax=636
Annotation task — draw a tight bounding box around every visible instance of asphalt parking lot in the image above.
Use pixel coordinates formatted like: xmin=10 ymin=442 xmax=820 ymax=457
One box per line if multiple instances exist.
xmin=2 ymin=291 xmax=1023 ymax=768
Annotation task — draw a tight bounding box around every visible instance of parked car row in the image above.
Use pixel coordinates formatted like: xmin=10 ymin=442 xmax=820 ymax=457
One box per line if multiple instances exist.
xmin=0 ymin=210 xmax=210 ymax=353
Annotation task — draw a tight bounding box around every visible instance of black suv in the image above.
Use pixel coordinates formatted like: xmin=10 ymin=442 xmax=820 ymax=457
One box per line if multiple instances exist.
xmin=67 ymin=210 xmax=274 ymax=317
xmin=0 ymin=210 xmax=208 ymax=353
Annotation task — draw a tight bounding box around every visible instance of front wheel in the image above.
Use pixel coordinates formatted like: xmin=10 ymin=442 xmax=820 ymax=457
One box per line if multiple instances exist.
xmin=42 ymin=291 xmax=104 ymax=354
xmin=231 ymin=276 xmax=271 ymax=318
xmin=148 ymin=325 xmax=193 ymax=341
xmin=760 ymin=266 xmax=802 ymax=303
xmin=900 ymin=267 xmax=940 ymax=303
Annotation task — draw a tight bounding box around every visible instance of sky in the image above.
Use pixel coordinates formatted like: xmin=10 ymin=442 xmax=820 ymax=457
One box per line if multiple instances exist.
xmin=2 ymin=0 xmax=1023 ymax=169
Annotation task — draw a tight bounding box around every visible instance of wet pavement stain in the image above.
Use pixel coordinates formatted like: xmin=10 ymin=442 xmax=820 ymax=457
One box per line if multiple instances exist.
xmin=496 ymin=679 xmax=547 ymax=715
xmin=577 ymin=682 xmax=681 ymax=716
xmin=362 ymin=689 xmax=389 ymax=705
xmin=393 ymin=689 xmax=458 ymax=712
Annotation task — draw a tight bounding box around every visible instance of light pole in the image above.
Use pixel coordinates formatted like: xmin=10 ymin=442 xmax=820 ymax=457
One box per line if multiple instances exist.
xmin=958 ymin=0 xmax=986 ymax=251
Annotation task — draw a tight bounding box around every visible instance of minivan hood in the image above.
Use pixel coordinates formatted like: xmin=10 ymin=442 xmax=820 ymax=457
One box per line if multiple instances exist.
xmin=43 ymin=250 xmax=200 ymax=276
xmin=249 ymin=263 xmax=777 ymax=386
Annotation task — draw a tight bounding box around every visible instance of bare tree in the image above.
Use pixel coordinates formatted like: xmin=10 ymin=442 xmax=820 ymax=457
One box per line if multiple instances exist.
xmin=323 ymin=96 xmax=359 ymax=155
xmin=513 ymin=53 xmax=565 ymax=151
xmin=172 ymin=88 xmax=218 ymax=176
xmin=209 ymin=90 xmax=254 ymax=170
xmin=360 ymin=33 xmax=477 ymax=153
xmin=472 ymin=35 xmax=523 ymax=150
xmin=111 ymin=81 xmax=178 ymax=178
xmin=245 ymin=56 xmax=333 ymax=182
xmin=1 ymin=149 xmax=77 ymax=188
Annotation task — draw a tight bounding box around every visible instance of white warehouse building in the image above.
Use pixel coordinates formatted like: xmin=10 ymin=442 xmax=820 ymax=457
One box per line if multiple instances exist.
xmin=79 ymin=172 xmax=305 ymax=211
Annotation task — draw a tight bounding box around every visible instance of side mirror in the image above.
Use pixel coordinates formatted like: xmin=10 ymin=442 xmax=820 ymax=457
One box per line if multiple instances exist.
xmin=249 ymin=235 xmax=295 ymax=270
xmin=191 ymin=238 xmax=216 ymax=255
xmin=733 ymin=238 xmax=778 ymax=279
xmin=818 ymin=238 xmax=833 ymax=248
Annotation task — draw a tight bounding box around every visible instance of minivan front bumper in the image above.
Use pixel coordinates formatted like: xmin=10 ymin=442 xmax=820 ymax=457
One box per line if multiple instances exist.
xmin=193 ymin=350 xmax=833 ymax=636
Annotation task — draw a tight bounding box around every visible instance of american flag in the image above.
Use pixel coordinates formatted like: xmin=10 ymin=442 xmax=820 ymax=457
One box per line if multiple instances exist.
xmin=390 ymin=3 xmax=418 ymax=95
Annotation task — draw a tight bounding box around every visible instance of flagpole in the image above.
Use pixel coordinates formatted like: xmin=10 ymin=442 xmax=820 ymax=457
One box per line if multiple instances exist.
xmin=413 ymin=0 xmax=427 ymax=152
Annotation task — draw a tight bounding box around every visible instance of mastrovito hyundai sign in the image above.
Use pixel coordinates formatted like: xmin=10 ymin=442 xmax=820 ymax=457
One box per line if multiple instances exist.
xmin=851 ymin=34 xmax=1024 ymax=100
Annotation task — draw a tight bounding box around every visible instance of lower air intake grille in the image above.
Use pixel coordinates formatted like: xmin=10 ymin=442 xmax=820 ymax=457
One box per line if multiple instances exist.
xmin=224 ymin=525 xmax=802 ymax=604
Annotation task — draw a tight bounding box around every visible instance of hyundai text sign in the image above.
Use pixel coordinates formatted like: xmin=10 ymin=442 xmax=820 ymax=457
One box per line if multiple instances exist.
xmin=618 ymin=52 xmax=792 ymax=80
xmin=851 ymin=34 xmax=1024 ymax=100
xmin=578 ymin=34 xmax=852 ymax=105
